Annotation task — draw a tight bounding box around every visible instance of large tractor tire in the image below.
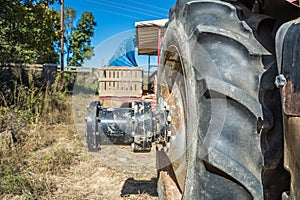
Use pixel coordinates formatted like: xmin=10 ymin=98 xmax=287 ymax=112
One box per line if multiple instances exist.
xmin=157 ymin=0 xmax=289 ymax=199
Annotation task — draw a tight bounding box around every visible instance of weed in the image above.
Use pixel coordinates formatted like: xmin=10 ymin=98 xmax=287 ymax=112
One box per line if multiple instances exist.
xmin=0 ymin=166 xmax=55 ymax=198
xmin=44 ymin=147 xmax=78 ymax=174
xmin=0 ymin=67 xmax=76 ymax=198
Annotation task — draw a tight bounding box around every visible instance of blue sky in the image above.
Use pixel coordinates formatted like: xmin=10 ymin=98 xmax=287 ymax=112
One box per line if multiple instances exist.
xmin=57 ymin=0 xmax=175 ymax=67
xmin=63 ymin=0 xmax=174 ymax=45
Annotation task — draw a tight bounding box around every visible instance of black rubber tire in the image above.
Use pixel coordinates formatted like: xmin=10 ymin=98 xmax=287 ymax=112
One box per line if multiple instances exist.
xmin=157 ymin=0 xmax=280 ymax=199
xmin=86 ymin=101 xmax=100 ymax=152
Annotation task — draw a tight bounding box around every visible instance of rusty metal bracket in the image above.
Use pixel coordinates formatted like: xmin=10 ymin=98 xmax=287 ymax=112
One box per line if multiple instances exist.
xmin=282 ymin=80 xmax=300 ymax=117
xmin=276 ymin=18 xmax=300 ymax=200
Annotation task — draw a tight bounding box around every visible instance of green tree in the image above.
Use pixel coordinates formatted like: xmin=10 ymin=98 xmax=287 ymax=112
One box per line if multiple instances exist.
xmin=0 ymin=1 xmax=96 ymax=66
xmin=64 ymin=8 xmax=77 ymax=65
xmin=64 ymin=9 xmax=97 ymax=66
xmin=0 ymin=0 xmax=60 ymax=64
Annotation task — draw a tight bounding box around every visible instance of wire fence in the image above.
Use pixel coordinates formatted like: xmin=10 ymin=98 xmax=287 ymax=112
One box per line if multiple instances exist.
xmin=0 ymin=64 xmax=92 ymax=73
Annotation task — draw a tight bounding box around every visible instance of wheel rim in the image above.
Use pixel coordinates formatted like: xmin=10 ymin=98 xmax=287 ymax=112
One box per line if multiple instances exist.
xmin=158 ymin=45 xmax=187 ymax=191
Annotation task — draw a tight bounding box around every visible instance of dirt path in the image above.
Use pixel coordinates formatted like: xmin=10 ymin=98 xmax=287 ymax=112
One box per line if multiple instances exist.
xmin=55 ymin=81 xmax=159 ymax=199
xmin=2 ymin=124 xmax=158 ymax=200
xmin=1 ymin=74 xmax=160 ymax=199
xmin=51 ymin=138 xmax=158 ymax=199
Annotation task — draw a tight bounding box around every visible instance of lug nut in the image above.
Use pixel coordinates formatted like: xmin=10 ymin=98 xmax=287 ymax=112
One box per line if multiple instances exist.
xmin=167 ymin=115 xmax=172 ymax=122
xmin=167 ymin=130 xmax=172 ymax=137
xmin=164 ymin=105 xmax=170 ymax=111
xmin=275 ymin=74 xmax=286 ymax=88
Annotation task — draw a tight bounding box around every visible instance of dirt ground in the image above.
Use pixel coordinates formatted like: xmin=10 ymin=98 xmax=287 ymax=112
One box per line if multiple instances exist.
xmin=72 ymin=108 xmax=158 ymax=198
xmin=2 ymin=100 xmax=159 ymax=199
xmin=2 ymin=124 xmax=158 ymax=200
xmin=60 ymin=89 xmax=158 ymax=199
xmin=50 ymin=141 xmax=158 ymax=200
xmin=2 ymin=73 xmax=159 ymax=199
xmin=65 ymin=75 xmax=158 ymax=199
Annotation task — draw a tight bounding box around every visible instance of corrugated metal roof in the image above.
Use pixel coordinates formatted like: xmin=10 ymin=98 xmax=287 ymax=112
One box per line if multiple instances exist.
xmin=135 ymin=19 xmax=168 ymax=27
xmin=135 ymin=19 xmax=168 ymax=55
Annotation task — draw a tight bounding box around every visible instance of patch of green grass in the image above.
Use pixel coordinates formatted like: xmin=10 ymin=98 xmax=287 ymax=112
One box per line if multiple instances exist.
xmin=0 ymin=156 xmax=55 ymax=199
xmin=44 ymin=147 xmax=78 ymax=174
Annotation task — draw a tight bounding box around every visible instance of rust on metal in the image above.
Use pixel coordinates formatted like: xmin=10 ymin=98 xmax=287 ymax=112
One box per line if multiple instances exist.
xmin=159 ymin=171 xmax=182 ymax=200
xmin=282 ymin=80 xmax=300 ymax=116
xmin=159 ymin=83 xmax=184 ymax=136
xmin=167 ymin=93 xmax=183 ymax=136
xmin=283 ymin=116 xmax=300 ymax=200
xmin=160 ymin=85 xmax=170 ymax=99
xmin=282 ymin=78 xmax=300 ymax=199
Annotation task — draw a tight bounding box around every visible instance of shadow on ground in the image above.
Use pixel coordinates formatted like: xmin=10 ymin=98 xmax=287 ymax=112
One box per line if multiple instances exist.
xmin=121 ymin=177 xmax=158 ymax=197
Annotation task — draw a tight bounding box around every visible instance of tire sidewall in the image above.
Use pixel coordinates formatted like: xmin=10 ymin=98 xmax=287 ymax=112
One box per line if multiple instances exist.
xmin=158 ymin=20 xmax=200 ymax=194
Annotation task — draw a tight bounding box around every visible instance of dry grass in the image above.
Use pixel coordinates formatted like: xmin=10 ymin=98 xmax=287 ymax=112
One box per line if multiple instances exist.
xmin=0 ymin=70 xmax=158 ymax=199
